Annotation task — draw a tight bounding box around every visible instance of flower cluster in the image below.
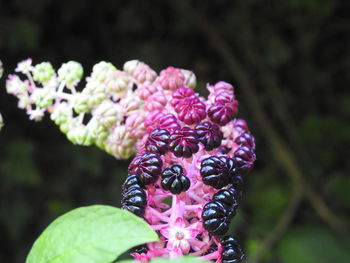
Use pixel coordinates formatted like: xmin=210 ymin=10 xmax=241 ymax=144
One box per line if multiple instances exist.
xmin=121 ymin=81 xmax=256 ymax=262
xmin=6 ymin=59 xmax=196 ymax=159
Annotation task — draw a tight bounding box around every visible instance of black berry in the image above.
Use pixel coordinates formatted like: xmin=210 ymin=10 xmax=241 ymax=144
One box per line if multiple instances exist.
xmin=129 ymin=152 xmax=163 ymax=185
xmin=213 ymin=188 xmax=238 ymax=218
xmin=202 ymin=201 xmax=230 ymax=236
xmin=146 ymin=128 xmax=170 ymax=154
xmin=169 ymin=127 xmax=199 ymax=158
xmin=121 ymin=174 xmax=147 ymax=217
xmin=200 ymin=156 xmax=237 ymax=189
xmin=221 ymin=236 xmax=244 ymax=263
xmin=195 ymin=121 xmax=223 ymax=151
xmin=161 ymin=165 xmax=190 ymax=194
xmin=233 ymin=146 xmax=256 ymax=175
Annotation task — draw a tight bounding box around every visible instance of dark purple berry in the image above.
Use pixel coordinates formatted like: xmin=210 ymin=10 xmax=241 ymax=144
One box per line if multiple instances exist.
xmin=175 ymin=97 xmax=206 ymax=125
xmin=233 ymin=146 xmax=256 ymax=175
xmin=202 ymin=201 xmax=230 ymax=236
xmin=235 ymin=132 xmax=255 ymax=150
xmin=207 ymin=92 xmax=238 ymax=126
xmin=169 ymin=127 xmax=199 ymax=158
xmin=129 ymin=152 xmax=163 ymax=185
xmin=132 ymin=244 xmax=148 ymax=254
xmin=213 ymin=188 xmax=238 ymax=218
xmin=221 ymin=236 xmax=244 ymax=263
xmin=195 ymin=122 xmax=223 ymax=151
xmin=146 ymin=128 xmax=170 ymax=154
xmin=121 ymin=183 xmax=147 ymax=217
xmin=217 ymin=146 xmax=231 ymax=154
xmin=200 ymin=156 xmax=237 ymax=189
xmin=161 ymin=165 xmax=190 ymax=194
xmin=122 ymin=174 xmax=144 ymax=191
xmin=233 ymin=119 xmax=248 ymax=133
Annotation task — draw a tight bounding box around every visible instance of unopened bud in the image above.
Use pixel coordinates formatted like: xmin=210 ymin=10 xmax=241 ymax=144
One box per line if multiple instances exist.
xmin=31 ymin=88 xmax=54 ymax=108
xmin=123 ymin=60 xmax=144 ymax=76
xmin=58 ymin=61 xmax=83 ymax=85
xmin=91 ymin=61 xmax=116 ymax=82
xmin=32 ymin=62 xmax=55 ymax=83
xmin=67 ymin=125 xmax=94 ymax=146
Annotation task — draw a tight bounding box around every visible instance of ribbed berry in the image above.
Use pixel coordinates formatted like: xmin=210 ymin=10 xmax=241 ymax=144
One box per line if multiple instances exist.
xmin=200 ymin=156 xmax=237 ymax=189
xmin=169 ymin=127 xmax=199 ymax=158
xmin=217 ymin=146 xmax=231 ymax=154
xmin=158 ymin=67 xmax=185 ymax=90
xmin=195 ymin=122 xmax=223 ymax=151
xmin=221 ymin=236 xmax=244 ymax=263
xmin=122 ymin=173 xmax=144 ymax=190
xmin=161 ymin=165 xmax=190 ymax=194
xmin=233 ymin=146 xmax=256 ymax=175
xmin=146 ymin=128 xmax=170 ymax=154
xmin=202 ymin=201 xmax=230 ymax=236
xmin=235 ymin=132 xmax=255 ymax=150
xmin=233 ymin=119 xmax=248 ymax=132
xmin=129 ymin=152 xmax=163 ymax=185
xmin=175 ymin=97 xmax=206 ymax=125
xmin=171 ymin=86 xmax=195 ymax=107
xmin=213 ymin=188 xmax=238 ymax=218
xmin=121 ymin=174 xmax=147 ymax=217
xmin=146 ymin=112 xmax=181 ymax=133
xmin=207 ymin=101 xmax=238 ymax=126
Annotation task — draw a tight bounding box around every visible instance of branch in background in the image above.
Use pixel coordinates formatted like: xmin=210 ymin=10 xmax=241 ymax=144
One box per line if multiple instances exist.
xmin=245 ymin=189 xmax=303 ymax=263
xmin=194 ymin=15 xmax=348 ymax=236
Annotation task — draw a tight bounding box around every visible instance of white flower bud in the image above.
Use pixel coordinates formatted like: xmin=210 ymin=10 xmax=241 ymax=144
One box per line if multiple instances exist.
xmin=181 ymin=69 xmax=197 ymax=89
xmin=31 ymin=88 xmax=54 ymax=108
xmin=105 ymin=70 xmax=130 ymax=97
xmin=105 ymin=125 xmax=136 ymax=159
xmin=93 ymin=100 xmax=122 ymax=128
xmin=91 ymin=61 xmax=116 ymax=82
xmin=50 ymin=102 xmax=72 ymax=125
xmin=123 ymin=60 xmax=144 ymax=76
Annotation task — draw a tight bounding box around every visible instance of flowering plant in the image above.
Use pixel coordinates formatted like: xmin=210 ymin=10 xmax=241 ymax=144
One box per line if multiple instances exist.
xmin=6 ymin=59 xmax=256 ymax=263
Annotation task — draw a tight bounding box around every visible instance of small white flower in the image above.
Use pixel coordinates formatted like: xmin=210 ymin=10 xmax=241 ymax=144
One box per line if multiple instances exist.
xmin=27 ymin=108 xmax=45 ymax=121
xmin=15 ymin=58 xmax=34 ymax=74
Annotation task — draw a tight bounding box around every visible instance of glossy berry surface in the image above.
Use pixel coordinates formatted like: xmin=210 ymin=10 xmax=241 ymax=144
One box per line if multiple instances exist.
xmin=235 ymin=132 xmax=255 ymax=150
xmin=202 ymin=201 xmax=229 ymax=236
xmin=207 ymin=101 xmax=237 ymax=126
xmin=121 ymin=174 xmax=147 ymax=217
xmin=200 ymin=156 xmax=237 ymax=189
xmin=175 ymin=97 xmax=206 ymax=125
xmin=233 ymin=146 xmax=256 ymax=175
xmin=213 ymin=188 xmax=238 ymax=218
xmin=171 ymin=86 xmax=195 ymax=107
xmin=161 ymin=165 xmax=190 ymax=194
xmin=146 ymin=128 xmax=170 ymax=154
xmin=195 ymin=121 xmax=223 ymax=151
xmin=129 ymin=152 xmax=163 ymax=185
xmin=221 ymin=235 xmax=244 ymax=263
xmin=169 ymin=127 xmax=199 ymax=158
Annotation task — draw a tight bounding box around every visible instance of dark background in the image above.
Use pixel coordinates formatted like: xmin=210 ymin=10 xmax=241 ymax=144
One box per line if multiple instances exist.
xmin=0 ymin=0 xmax=349 ymax=262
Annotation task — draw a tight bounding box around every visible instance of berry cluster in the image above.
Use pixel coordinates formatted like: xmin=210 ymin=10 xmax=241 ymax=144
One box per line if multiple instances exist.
xmin=121 ymin=81 xmax=255 ymax=262
xmin=7 ymin=58 xmax=255 ymax=262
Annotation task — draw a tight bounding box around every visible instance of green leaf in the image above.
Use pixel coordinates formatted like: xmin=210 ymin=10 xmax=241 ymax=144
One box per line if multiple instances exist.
xmin=26 ymin=205 xmax=158 ymax=263
xmin=277 ymin=226 xmax=350 ymax=263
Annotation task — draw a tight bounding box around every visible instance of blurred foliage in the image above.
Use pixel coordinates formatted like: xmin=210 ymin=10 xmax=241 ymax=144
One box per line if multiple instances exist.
xmin=0 ymin=0 xmax=349 ymax=262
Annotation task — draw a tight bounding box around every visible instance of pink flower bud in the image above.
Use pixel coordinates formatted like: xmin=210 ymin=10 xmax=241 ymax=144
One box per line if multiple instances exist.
xmin=137 ymin=84 xmax=160 ymax=100
xmin=144 ymin=92 xmax=167 ymax=111
xmin=157 ymin=67 xmax=185 ymax=91
xmin=133 ymin=65 xmax=157 ymax=85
